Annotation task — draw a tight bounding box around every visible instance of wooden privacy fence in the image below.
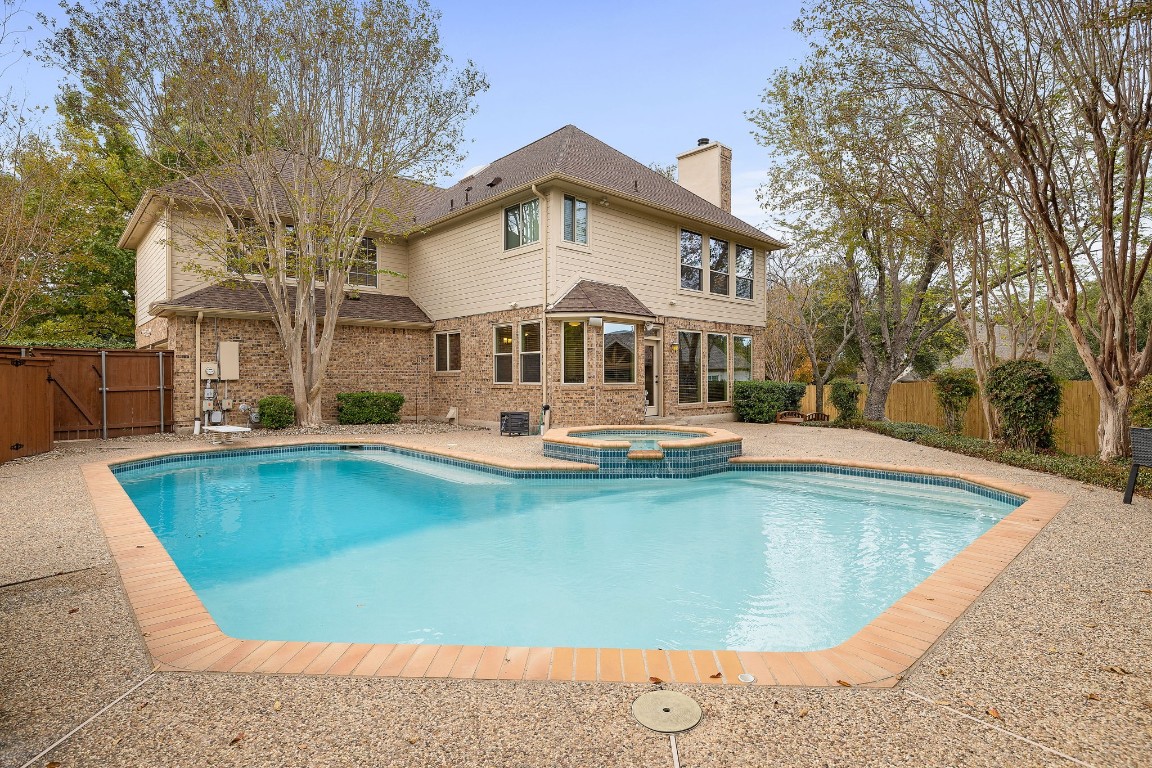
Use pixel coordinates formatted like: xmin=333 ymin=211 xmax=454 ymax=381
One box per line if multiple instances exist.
xmin=800 ymin=380 xmax=1100 ymax=457
xmin=1 ymin=355 xmax=54 ymax=463
xmin=0 ymin=346 xmax=174 ymax=442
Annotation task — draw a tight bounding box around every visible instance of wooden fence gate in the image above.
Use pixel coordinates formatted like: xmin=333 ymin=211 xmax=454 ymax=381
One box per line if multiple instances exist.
xmin=0 ymin=346 xmax=174 ymax=443
xmin=0 ymin=355 xmax=55 ymax=463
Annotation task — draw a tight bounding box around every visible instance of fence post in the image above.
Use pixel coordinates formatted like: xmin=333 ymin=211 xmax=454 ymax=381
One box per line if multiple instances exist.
xmin=158 ymin=352 xmax=165 ymax=433
xmin=100 ymin=350 xmax=108 ymax=440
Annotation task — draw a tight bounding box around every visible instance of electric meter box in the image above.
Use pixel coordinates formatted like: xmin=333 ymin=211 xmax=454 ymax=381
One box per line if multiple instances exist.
xmin=217 ymin=341 xmax=240 ymax=381
xmin=200 ymin=362 xmax=218 ymax=379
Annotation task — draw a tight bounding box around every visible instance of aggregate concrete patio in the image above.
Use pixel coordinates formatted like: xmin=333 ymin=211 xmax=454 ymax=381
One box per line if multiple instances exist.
xmin=1 ymin=423 xmax=1149 ymax=767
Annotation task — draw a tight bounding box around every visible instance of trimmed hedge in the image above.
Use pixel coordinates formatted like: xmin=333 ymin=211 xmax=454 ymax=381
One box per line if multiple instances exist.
xmin=733 ymin=380 xmax=807 ymax=423
xmin=829 ymin=378 xmax=862 ymax=422
xmin=257 ymin=395 xmax=296 ymax=429
xmin=336 ymin=391 xmax=405 ymax=425
xmin=932 ymin=367 xmax=978 ymax=433
xmin=804 ymin=418 xmax=1152 ymax=497
xmin=987 ymin=360 xmax=1061 ymax=450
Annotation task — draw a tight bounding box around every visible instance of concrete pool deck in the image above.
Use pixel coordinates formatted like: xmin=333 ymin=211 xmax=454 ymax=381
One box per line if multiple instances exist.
xmin=2 ymin=423 xmax=1150 ymax=766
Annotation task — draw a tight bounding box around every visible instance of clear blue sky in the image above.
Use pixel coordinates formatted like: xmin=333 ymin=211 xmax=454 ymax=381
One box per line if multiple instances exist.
xmin=7 ymin=0 xmax=808 ymax=228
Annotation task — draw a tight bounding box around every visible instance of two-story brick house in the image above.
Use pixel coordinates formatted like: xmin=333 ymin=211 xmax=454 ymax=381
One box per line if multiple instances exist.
xmin=120 ymin=125 xmax=784 ymax=429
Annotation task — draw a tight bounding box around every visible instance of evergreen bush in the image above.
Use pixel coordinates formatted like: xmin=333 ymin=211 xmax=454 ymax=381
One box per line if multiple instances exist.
xmin=932 ymin=367 xmax=979 ymax=433
xmin=733 ymin=380 xmax=807 ymax=422
xmin=256 ymin=395 xmax=296 ymax=429
xmin=336 ymin=391 xmax=405 ymax=425
xmin=829 ymin=378 xmax=862 ymax=422
xmin=986 ymin=360 xmax=1062 ymax=451
xmin=1128 ymin=378 xmax=1152 ymax=429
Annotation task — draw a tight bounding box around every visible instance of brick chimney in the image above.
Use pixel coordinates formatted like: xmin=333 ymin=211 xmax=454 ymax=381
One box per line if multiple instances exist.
xmin=676 ymin=138 xmax=732 ymax=213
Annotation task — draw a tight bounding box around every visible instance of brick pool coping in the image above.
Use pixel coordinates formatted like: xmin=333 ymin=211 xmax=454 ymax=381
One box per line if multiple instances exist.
xmin=81 ymin=435 xmax=1067 ymax=687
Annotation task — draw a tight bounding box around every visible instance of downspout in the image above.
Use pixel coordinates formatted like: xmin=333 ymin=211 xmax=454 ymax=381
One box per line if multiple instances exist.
xmin=532 ymin=183 xmax=550 ymax=431
xmin=193 ymin=311 xmax=204 ymax=434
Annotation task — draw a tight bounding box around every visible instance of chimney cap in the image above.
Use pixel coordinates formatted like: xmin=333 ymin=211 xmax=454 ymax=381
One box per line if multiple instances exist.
xmin=697 ymin=137 xmax=710 ymax=146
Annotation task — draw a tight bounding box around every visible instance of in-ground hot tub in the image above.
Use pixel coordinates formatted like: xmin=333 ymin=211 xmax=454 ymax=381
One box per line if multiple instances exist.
xmin=542 ymin=425 xmax=742 ymax=477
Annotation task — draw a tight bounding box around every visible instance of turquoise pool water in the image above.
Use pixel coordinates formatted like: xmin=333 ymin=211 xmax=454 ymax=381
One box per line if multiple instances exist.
xmin=116 ymin=448 xmax=1017 ymax=651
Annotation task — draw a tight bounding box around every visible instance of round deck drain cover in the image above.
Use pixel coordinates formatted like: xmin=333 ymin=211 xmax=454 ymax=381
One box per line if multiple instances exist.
xmin=631 ymin=690 xmax=702 ymax=733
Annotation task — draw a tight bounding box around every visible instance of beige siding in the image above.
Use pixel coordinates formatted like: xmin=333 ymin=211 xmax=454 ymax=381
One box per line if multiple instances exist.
xmin=135 ymin=214 xmax=169 ymax=325
xmin=548 ymin=197 xmax=766 ymax=327
xmin=408 ymin=205 xmax=544 ymax=320
xmin=168 ymin=206 xmax=411 ymax=299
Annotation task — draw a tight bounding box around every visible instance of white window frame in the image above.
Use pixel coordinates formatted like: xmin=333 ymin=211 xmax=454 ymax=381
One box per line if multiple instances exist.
xmin=434 ymin=331 xmax=460 ymax=373
xmin=519 ymin=321 xmax=542 ymax=384
xmin=561 ymin=321 xmax=586 ymax=384
xmin=493 ymin=324 xmax=514 ymax=383
xmin=603 ymin=322 xmax=637 ymax=385
xmin=734 ymin=245 xmax=754 ymax=300
xmin=680 ymin=229 xmax=703 ymax=291
xmin=707 ymin=332 xmax=729 ymax=403
xmin=563 ymin=194 xmax=588 ymax=244
xmin=677 ymin=330 xmax=703 ymax=404
xmin=503 ymin=199 xmax=540 ymax=251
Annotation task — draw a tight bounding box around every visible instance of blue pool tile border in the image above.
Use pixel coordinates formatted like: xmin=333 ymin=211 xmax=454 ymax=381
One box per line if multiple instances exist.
xmin=109 ymin=442 xmax=1026 ymax=505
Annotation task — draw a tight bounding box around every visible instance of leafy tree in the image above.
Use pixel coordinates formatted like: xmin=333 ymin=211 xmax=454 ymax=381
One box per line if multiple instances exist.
xmin=46 ymin=0 xmax=487 ymax=426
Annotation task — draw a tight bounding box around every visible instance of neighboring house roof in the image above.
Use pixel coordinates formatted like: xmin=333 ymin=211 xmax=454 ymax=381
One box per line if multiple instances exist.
xmin=549 ymin=280 xmax=655 ymax=318
xmin=418 ymin=125 xmax=783 ymax=248
xmin=150 ymin=283 xmax=431 ymax=326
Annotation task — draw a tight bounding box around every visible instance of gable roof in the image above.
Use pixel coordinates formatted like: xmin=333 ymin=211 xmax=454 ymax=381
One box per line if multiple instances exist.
xmin=150 ymin=283 xmax=431 ymax=326
xmin=417 ymin=125 xmax=783 ymax=248
xmin=549 ymin=280 xmax=655 ymax=318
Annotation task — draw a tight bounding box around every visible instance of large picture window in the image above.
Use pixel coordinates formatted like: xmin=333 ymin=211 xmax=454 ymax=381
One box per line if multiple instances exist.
xmin=735 ymin=245 xmax=754 ymax=299
xmin=494 ymin=325 xmax=514 ymax=383
xmin=709 ymin=238 xmax=729 ymax=295
xmin=603 ymin=323 xmax=636 ymax=383
xmin=563 ymin=195 xmax=588 ymax=244
xmin=435 ymin=331 xmax=460 ymax=372
xmin=733 ymin=335 xmax=753 ymax=381
xmin=562 ymin=321 xmax=585 ymax=384
xmin=707 ymin=333 xmax=729 ymax=402
xmin=504 ymin=199 xmax=540 ymax=250
xmin=680 ymin=230 xmax=703 ymax=290
xmin=520 ymin=322 xmax=542 ymax=383
xmin=678 ymin=331 xmax=702 ymax=404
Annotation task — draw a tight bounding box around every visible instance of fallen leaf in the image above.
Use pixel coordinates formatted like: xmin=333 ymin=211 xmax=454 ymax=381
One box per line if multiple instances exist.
xmin=136 ymin=545 xmax=144 ymax=549
xmin=938 ymin=667 xmax=953 ymax=677
xmin=273 ymin=700 xmax=282 ymax=712
xmin=229 ymin=732 xmax=245 ymax=746
xmin=1103 ymin=665 xmax=1130 ymax=675
xmin=1085 ymin=693 xmax=1101 ymax=701
xmin=405 ymin=734 xmax=419 ymax=745
xmin=648 ymin=676 xmax=664 ymax=684
xmin=709 ymin=672 xmax=722 ymax=679
xmin=1139 ymin=589 xmax=1152 ymax=594
xmin=47 ymin=763 xmax=60 ymax=768
xmin=797 ymin=708 xmax=809 ymax=718
xmin=299 ymin=744 xmax=310 ymax=750
xmin=1084 ymin=623 xmax=1098 ymax=628
xmin=987 ymin=707 xmax=1002 ymax=720
xmin=836 ymin=679 xmax=852 ymax=687
xmin=137 ymin=701 xmax=149 ymax=710
xmin=68 ymin=608 xmax=79 ymax=614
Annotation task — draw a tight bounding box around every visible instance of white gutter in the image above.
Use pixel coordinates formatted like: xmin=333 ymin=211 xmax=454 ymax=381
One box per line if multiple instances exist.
xmin=532 ymin=182 xmax=549 ymax=426
xmin=193 ymin=311 xmax=204 ymax=434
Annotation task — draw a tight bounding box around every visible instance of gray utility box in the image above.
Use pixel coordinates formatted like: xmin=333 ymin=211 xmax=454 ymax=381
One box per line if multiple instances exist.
xmin=500 ymin=411 xmax=530 ymax=436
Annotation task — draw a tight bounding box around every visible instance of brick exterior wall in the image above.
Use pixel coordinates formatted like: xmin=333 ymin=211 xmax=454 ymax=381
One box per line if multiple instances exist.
xmin=135 ymin=316 xmax=169 ymax=349
xmin=155 ymin=310 xmax=762 ymax=430
xmin=165 ymin=315 xmax=430 ymax=427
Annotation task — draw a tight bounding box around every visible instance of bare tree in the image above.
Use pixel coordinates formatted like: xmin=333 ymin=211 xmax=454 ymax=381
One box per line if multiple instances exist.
xmin=46 ymin=0 xmax=486 ymax=425
xmin=802 ymin=0 xmax=1152 ymax=459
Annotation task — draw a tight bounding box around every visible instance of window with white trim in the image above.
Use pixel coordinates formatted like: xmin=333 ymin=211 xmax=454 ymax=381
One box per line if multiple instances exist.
xmin=603 ymin=323 xmax=636 ymax=384
xmin=347 ymin=238 xmax=378 ymax=287
xmin=520 ymin=322 xmax=542 ymax=383
xmin=435 ymin=331 xmax=460 ymax=372
xmin=563 ymin=195 xmax=588 ymax=244
xmin=678 ymin=331 xmax=702 ymax=404
xmin=735 ymin=245 xmax=754 ymax=299
xmin=707 ymin=333 xmax=729 ymax=402
xmin=494 ymin=324 xmax=514 ymax=383
xmin=733 ymin=335 xmax=753 ymax=381
xmin=562 ymin=321 xmax=585 ymax=384
xmin=709 ymin=238 xmax=729 ymax=295
xmin=680 ymin=230 xmax=703 ymax=290
xmin=504 ymin=199 xmax=540 ymax=250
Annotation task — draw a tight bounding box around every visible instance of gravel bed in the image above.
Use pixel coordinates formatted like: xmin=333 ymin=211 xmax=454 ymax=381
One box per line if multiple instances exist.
xmin=1 ymin=423 xmax=1149 ymax=767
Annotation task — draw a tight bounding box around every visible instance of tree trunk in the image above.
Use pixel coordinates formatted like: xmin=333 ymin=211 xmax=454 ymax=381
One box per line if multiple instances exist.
xmin=862 ymin=374 xmax=892 ymax=421
xmin=814 ymin=378 xmax=825 ymax=414
xmin=1097 ymin=386 xmax=1132 ymax=462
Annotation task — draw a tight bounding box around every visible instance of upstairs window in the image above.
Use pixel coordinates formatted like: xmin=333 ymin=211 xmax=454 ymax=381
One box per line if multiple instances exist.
xmin=504 ymin=199 xmax=540 ymax=250
xmin=494 ymin=324 xmax=514 ymax=383
xmin=347 ymin=238 xmax=378 ymax=287
xmin=435 ymin=331 xmax=461 ymax=372
xmin=680 ymin=230 xmax=703 ymax=290
xmin=563 ymin=195 xmax=588 ymax=244
xmin=520 ymin=322 xmax=542 ymax=383
xmin=735 ymin=245 xmax=754 ymax=299
xmin=709 ymin=238 xmax=729 ymax=295
xmin=603 ymin=323 xmax=636 ymax=384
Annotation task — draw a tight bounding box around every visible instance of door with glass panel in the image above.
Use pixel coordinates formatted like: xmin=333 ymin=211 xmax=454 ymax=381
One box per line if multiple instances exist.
xmin=644 ymin=341 xmax=661 ymax=416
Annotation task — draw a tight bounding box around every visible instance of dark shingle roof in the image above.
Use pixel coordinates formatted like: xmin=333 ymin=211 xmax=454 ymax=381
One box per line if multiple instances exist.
xmin=417 ymin=125 xmax=782 ymax=247
xmin=155 ymin=284 xmax=430 ymax=325
xmin=549 ymin=280 xmax=654 ymax=318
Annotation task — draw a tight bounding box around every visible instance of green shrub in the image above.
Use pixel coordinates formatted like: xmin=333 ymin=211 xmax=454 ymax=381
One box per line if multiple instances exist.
xmin=932 ymin=368 xmax=979 ymax=433
xmin=1129 ymin=378 xmax=1152 ymax=429
xmin=257 ymin=395 xmax=296 ymax=429
xmin=336 ymin=391 xmax=405 ymax=425
xmin=733 ymin=380 xmax=807 ymax=423
xmin=829 ymin=378 xmax=862 ymax=422
xmin=987 ymin=360 xmax=1062 ymax=451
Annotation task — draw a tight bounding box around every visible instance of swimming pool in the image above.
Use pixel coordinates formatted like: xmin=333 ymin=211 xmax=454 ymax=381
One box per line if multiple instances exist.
xmin=114 ymin=446 xmax=1019 ymax=652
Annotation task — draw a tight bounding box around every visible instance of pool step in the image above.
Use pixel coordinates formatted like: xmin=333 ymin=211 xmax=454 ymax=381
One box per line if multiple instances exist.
xmin=350 ymin=451 xmax=511 ymax=485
